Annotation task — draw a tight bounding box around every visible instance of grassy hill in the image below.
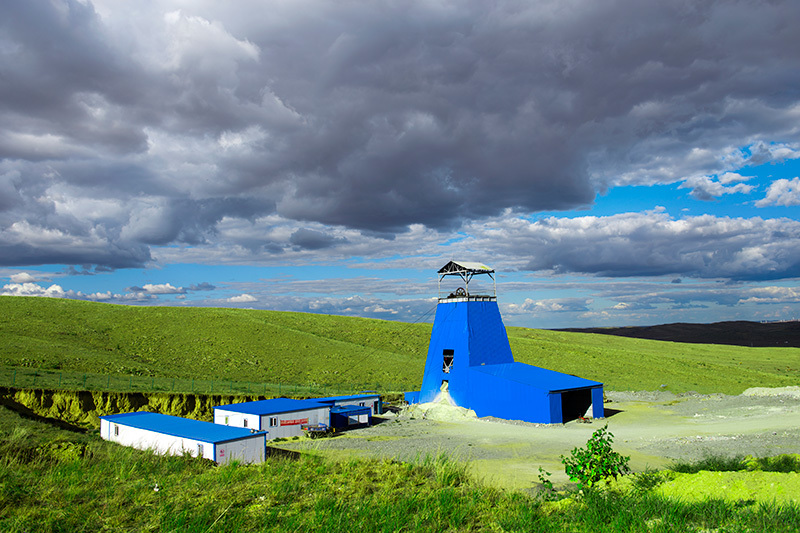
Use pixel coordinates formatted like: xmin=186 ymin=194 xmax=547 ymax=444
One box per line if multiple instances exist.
xmin=1 ymin=296 xmax=798 ymax=395
xmin=0 ymin=296 xmax=430 ymax=390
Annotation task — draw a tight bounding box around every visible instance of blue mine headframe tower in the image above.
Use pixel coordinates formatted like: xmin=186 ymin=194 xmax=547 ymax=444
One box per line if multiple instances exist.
xmin=406 ymin=261 xmax=604 ymax=424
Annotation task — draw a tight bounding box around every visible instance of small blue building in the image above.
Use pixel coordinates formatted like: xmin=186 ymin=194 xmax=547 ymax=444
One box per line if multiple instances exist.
xmin=406 ymin=261 xmax=604 ymax=424
xmin=214 ymin=393 xmax=381 ymax=437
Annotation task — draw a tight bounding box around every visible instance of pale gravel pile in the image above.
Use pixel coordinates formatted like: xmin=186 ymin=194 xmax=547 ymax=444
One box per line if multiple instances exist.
xmin=398 ymin=397 xmax=478 ymax=422
xmin=742 ymin=386 xmax=800 ymax=399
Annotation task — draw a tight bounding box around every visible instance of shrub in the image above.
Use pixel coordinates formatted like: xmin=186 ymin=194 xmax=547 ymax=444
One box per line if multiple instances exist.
xmin=670 ymin=453 xmax=800 ymax=474
xmin=745 ymin=454 xmax=800 ymax=473
xmin=561 ymin=424 xmax=630 ymax=488
xmin=670 ymin=453 xmax=745 ymax=473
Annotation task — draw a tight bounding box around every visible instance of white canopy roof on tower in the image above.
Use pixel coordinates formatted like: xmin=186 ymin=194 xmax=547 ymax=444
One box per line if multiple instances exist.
xmin=437 ymin=261 xmax=496 ymax=300
xmin=438 ymin=261 xmax=494 ymax=275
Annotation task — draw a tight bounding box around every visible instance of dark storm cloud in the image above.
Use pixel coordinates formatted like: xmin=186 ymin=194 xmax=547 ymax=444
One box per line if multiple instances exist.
xmin=0 ymin=240 xmax=150 ymax=269
xmin=2 ymin=0 xmax=800 ymax=268
xmin=122 ymin=197 xmax=273 ymax=245
xmin=289 ymin=228 xmax=347 ymax=250
xmin=0 ymin=2 xmax=148 ymax=157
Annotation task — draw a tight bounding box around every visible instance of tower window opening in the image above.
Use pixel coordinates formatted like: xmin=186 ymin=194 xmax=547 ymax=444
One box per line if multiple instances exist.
xmin=443 ymin=349 xmax=454 ymax=373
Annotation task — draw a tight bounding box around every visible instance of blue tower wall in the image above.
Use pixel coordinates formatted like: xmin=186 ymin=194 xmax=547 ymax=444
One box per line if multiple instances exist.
xmin=418 ymin=300 xmax=513 ymax=404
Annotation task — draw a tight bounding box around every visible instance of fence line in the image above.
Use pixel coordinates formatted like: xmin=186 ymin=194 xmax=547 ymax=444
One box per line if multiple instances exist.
xmin=0 ymin=366 xmax=414 ymax=398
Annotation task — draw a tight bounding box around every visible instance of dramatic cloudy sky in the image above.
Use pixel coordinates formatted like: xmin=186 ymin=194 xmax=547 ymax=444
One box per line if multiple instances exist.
xmin=2 ymin=0 xmax=800 ymax=328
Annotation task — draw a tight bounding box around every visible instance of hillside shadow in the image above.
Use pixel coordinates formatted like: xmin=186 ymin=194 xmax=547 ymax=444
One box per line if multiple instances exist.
xmin=0 ymin=396 xmax=88 ymax=433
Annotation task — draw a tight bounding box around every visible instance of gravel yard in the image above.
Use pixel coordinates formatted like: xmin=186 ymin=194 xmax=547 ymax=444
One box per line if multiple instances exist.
xmin=276 ymin=387 xmax=800 ymax=492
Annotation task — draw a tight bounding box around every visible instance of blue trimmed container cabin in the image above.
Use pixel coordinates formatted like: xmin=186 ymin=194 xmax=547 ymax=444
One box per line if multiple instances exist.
xmin=214 ymin=398 xmax=331 ymax=439
xmin=100 ymin=412 xmax=266 ymax=464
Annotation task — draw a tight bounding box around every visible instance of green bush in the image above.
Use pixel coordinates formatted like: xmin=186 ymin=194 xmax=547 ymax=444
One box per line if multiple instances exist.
xmin=561 ymin=424 xmax=630 ymax=488
xmin=670 ymin=453 xmax=800 ymax=474
xmin=670 ymin=453 xmax=745 ymax=473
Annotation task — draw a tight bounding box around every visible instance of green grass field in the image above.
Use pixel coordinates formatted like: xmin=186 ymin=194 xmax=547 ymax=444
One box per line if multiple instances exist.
xmin=2 ymin=295 xmax=798 ymax=395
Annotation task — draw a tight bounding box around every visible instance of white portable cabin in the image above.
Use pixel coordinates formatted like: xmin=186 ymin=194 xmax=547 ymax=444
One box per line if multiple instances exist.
xmin=214 ymin=398 xmax=330 ymax=439
xmin=100 ymin=412 xmax=266 ymax=464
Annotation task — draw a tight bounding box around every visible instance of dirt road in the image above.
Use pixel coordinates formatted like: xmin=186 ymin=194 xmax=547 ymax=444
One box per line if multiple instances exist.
xmin=278 ymin=389 xmax=800 ymax=492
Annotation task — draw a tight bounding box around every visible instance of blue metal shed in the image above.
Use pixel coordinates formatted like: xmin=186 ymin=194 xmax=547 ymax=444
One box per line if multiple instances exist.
xmin=330 ymin=404 xmax=372 ymax=428
xmin=314 ymin=393 xmax=382 ymax=416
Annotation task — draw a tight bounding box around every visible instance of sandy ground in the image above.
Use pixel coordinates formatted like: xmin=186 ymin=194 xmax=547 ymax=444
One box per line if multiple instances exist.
xmin=277 ymin=388 xmax=800 ymax=492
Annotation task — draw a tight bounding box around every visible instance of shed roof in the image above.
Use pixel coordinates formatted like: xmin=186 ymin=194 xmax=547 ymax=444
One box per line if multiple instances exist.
xmin=101 ymin=412 xmax=263 ymax=444
xmin=471 ymin=362 xmax=602 ymax=393
xmin=214 ymin=398 xmax=328 ymax=416
xmin=330 ymin=405 xmax=372 ymax=416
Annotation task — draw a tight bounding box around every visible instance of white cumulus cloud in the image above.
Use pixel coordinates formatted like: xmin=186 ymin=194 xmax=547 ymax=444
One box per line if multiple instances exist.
xmin=9 ymin=272 xmax=37 ymax=283
xmin=142 ymin=283 xmax=185 ymax=294
xmin=1 ymin=283 xmax=70 ymax=298
xmin=228 ymin=293 xmax=257 ymax=303
xmin=756 ymin=177 xmax=800 ymax=207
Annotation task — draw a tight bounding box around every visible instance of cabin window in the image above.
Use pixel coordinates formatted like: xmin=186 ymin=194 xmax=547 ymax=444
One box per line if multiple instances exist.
xmin=243 ymin=419 xmax=248 ymax=428
xmin=224 ymin=416 xmax=229 ymax=425
xmin=359 ymin=402 xmax=365 ymax=407
xmin=113 ymin=424 xmax=119 ymax=436
xmin=270 ymin=417 xmax=278 ymax=427
xmin=197 ymin=444 xmax=204 ymax=457
xmin=443 ymin=349 xmax=454 ymax=373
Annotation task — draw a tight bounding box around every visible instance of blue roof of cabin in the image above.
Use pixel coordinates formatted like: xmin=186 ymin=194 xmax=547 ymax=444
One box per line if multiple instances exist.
xmin=100 ymin=412 xmax=263 ymax=444
xmin=314 ymin=394 xmax=380 ymax=403
xmin=471 ymin=362 xmax=602 ymax=393
xmin=214 ymin=398 xmax=328 ymax=415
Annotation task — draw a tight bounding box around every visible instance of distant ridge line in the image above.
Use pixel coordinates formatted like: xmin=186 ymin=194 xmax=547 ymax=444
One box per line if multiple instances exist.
xmin=556 ymin=320 xmax=800 ymax=348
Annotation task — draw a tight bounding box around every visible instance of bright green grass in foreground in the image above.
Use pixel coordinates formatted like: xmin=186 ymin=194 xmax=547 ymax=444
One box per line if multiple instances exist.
xmin=2 ymin=296 xmax=799 ymax=395
xmin=2 ymin=406 xmax=799 ymax=533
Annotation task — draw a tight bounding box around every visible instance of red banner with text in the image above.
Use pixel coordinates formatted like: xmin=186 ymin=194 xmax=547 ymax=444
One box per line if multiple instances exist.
xmin=280 ymin=418 xmax=309 ymax=426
